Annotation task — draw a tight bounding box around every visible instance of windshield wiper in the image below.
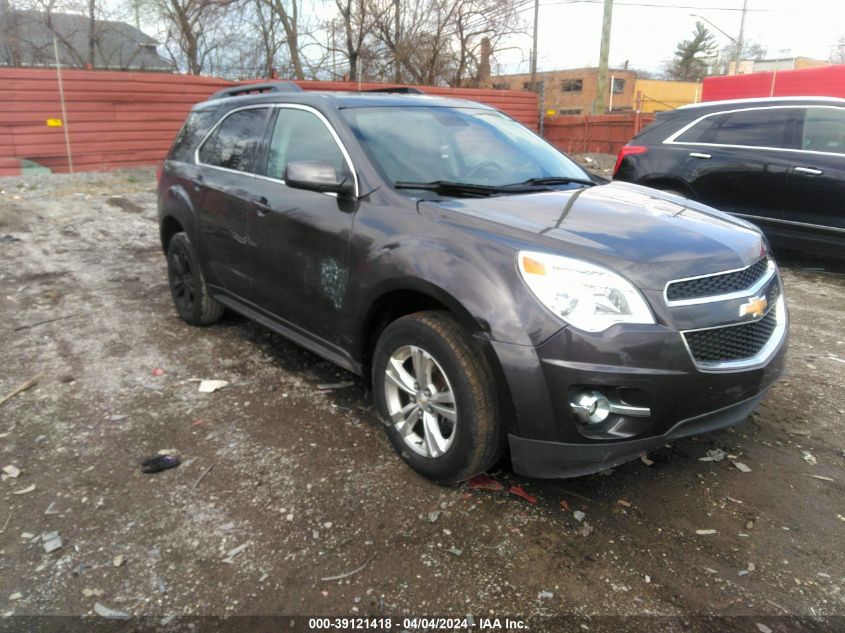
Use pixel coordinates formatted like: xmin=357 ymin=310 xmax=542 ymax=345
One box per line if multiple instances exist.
xmin=394 ymin=180 xmax=542 ymax=197
xmin=513 ymin=176 xmax=597 ymax=187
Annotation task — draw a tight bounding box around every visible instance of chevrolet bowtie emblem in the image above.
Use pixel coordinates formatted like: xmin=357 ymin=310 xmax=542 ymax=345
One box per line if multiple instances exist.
xmin=739 ymin=295 xmax=768 ymax=319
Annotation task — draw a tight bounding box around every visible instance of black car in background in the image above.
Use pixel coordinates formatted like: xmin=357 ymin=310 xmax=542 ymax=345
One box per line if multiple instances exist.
xmin=613 ymin=97 xmax=845 ymax=257
xmin=158 ymin=84 xmax=787 ymax=483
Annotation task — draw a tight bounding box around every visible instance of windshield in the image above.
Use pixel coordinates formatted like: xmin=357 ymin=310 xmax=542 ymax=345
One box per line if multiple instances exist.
xmin=340 ymin=106 xmax=589 ymax=188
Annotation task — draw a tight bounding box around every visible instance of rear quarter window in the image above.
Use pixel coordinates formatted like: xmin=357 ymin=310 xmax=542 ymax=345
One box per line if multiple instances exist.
xmin=168 ymin=109 xmax=217 ymax=163
xmin=802 ymin=107 xmax=845 ymax=154
xmin=676 ymin=108 xmax=795 ymax=148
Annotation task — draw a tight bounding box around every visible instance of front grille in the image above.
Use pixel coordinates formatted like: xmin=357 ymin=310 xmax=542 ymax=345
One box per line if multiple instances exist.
xmin=684 ymin=305 xmax=779 ymax=363
xmin=667 ymin=257 xmax=770 ymax=302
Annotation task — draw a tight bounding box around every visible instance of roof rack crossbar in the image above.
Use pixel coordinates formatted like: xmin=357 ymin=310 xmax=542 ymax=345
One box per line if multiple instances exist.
xmin=362 ymin=86 xmax=425 ymax=95
xmin=210 ymin=81 xmax=303 ymax=100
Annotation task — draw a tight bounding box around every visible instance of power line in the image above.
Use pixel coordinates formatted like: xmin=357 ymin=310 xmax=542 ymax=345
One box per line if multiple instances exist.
xmin=540 ymin=0 xmax=784 ymax=11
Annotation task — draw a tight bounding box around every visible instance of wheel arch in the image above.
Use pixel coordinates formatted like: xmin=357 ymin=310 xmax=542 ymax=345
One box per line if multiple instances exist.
xmin=358 ymin=281 xmax=517 ymax=436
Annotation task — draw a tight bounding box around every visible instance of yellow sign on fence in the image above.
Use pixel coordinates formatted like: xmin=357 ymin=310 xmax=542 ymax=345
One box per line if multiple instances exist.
xmin=46 ymin=118 xmax=63 ymax=127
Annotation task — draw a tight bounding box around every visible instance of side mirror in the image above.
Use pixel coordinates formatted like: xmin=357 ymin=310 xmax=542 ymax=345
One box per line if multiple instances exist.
xmin=284 ymin=160 xmax=355 ymax=197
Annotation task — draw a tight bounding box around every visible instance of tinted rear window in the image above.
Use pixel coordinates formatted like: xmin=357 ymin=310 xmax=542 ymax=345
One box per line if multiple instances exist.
xmin=198 ymin=108 xmax=269 ymax=173
xmin=802 ymin=107 xmax=845 ymax=154
xmin=169 ymin=109 xmax=217 ymax=162
xmin=677 ymin=108 xmax=794 ymax=148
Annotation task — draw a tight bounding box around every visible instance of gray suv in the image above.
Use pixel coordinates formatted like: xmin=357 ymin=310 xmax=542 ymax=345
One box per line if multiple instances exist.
xmin=157 ymin=83 xmax=788 ymax=483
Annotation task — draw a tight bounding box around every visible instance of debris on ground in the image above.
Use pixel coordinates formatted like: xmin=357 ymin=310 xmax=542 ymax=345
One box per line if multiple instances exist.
xmin=573 ymin=510 xmax=586 ymax=523
xmin=317 ymin=381 xmax=354 ymax=391
xmin=140 ymin=454 xmax=180 ymax=474
xmin=0 ymin=373 xmax=41 ymax=407
xmin=113 ymin=555 xmax=125 ymax=567
xmin=428 ymin=511 xmax=441 ymax=523
xmin=640 ymin=454 xmax=654 ymax=466
xmin=508 ymin=485 xmax=538 ymax=505
xmin=321 ymin=553 xmax=377 ymax=582
xmin=617 ymin=499 xmax=632 ymax=508
xmin=559 ymin=499 xmax=570 ymax=512
xmin=732 ymin=461 xmax=752 ymax=473
xmin=466 ymin=474 xmax=503 ymax=491
xmin=193 ymin=463 xmax=215 ymax=488
xmin=696 ymin=529 xmax=718 ymax=536
xmin=447 ymin=546 xmax=463 ymax=556
xmin=699 ymin=448 xmax=727 ymax=462
xmin=197 ymin=379 xmax=229 ymax=393
xmin=151 ymin=367 xmax=165 ymax=377
xmin=224 ymin=543 xmax=249 ymax=562
xmin=42 ymin=531 xmax=63 ymax=553
xmin=12 ymin=484 xmax=36 ymax=495
xmin=804 ymin=473 xmax=834 ymax=482
xmin=801 ymin=450 xmax=817 ymax=465
xmin=2 ymin=465 xmax=21 ymax=479
xmin=94 ymin=602 xmax=130 ymax=620
xmin=538 ymin=591 xmax=554 ymax=599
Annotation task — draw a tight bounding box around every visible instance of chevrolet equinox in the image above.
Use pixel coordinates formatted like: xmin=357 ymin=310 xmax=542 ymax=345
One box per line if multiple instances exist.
xmin=157 ymin=82 xmax=789 ymax=483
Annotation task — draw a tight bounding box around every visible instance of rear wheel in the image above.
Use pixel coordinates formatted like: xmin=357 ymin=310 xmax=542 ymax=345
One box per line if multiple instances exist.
xmin=372 ymin=311 xmax=502 ymax=484
xmin=166 ymin=232 xmax=224 ymax=326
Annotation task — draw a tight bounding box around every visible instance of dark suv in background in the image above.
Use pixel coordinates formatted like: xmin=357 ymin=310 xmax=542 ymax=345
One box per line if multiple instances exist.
xmin=614 ymin=97 xmax=845 ymax=257
xmin=158 ymin=83 xmax=788 ymax=483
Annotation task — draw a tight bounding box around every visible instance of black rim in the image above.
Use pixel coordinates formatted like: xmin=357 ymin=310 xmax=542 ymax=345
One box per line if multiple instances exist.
xmin=169 ymin=245 xmax=196 ymax=314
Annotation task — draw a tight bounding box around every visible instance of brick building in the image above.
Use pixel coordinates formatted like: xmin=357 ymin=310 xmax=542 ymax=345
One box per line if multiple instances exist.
xmin=489 ymin=67 xmax=638 ymax=115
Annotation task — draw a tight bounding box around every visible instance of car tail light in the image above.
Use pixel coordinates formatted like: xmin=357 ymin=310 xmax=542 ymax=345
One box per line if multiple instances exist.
xmin=613 ymin=145 xmax=648 ymax=175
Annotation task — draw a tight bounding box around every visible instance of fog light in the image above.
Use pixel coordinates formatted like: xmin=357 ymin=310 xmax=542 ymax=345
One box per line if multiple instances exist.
xmin=571 ymin=390 xmax=611 ymax=424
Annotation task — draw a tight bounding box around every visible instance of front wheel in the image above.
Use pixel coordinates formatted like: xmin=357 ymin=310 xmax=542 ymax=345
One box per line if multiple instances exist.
xmin=372 ymin=311 xmax=502 ymax=484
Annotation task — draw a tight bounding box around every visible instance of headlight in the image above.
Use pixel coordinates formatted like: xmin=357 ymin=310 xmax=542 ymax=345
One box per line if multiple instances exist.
xmin=517 ymin=251 xmax=654 ymax=332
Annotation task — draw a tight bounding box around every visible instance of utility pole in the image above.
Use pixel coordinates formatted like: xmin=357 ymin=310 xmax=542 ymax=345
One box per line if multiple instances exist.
xmin=595 ymin=0 xmax=613 ymax=114
xmin=733 ymin=0 xmax=748 ymax=73
xmin=529 ymin=0 xmax=539 ymax=90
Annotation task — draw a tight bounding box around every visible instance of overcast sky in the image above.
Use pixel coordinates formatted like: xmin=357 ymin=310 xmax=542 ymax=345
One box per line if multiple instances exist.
xmin=494 ymin=0 xmax=845 ymax=76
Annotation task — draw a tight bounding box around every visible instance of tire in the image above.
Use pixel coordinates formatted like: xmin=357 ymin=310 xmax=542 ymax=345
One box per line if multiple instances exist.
xmin=166 ymin=232 xmax=224 ymax=326
xmin=372 ymin=311 xmax=502 ymax=484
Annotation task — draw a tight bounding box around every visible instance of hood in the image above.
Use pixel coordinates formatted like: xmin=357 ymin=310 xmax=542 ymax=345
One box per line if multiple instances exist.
xmin=421 ymin=181 xmax=765 ymax=290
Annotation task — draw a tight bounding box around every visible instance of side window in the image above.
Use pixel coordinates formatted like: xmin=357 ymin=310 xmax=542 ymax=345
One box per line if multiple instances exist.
xmin=266 ymin=109 xmax=347 ymax=180
xmin=198 ymin=108 xmax=268 ymax=173
xmin=802 ymin=107 xmax=845 ymax=154
xmin=697 ymin=108 xmax=794 ymax=148
xmin=169 ymin=109 xmax=216 ymax=162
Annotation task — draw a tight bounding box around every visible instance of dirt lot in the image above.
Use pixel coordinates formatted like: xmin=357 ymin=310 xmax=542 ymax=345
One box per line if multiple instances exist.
xmin=1 ymin=169 xmax=844 ymax=630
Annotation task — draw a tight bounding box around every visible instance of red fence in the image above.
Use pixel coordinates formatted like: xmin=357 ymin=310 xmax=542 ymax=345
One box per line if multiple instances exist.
xmin=543 ymin=113 xmax=655 ymax=157
xmin=0 ymin=68 xmax=538 ymax=176
xmin=702 ymin=64 xmax=845 ymax=101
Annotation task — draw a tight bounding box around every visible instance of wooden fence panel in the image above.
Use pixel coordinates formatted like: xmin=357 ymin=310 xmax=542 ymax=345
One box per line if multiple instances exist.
xmin=543 ymin=113 xmax=655 ymax=157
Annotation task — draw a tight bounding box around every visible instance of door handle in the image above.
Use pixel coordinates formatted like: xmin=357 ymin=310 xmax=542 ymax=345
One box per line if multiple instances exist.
xmin=689 ymin=152 xmax=711 ymax=159
xmin=192 ymin=174 xmax=204 ymax=191
xmin=794 ymin=166 xmax=823 ymax=175
xmin=253 ymin=196 xmax=271 ymax=215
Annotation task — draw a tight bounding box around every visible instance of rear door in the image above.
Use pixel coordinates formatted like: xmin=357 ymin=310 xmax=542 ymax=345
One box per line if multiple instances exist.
xmin=782 ymin=106 xmax=845 ymax=236
xmin=195 ymin=106 xmax=271 ymax=300
xmin=668 ymin=107 xmax=799 ymax=227
xmin=247 ymin=105 xmax=357 ymax=346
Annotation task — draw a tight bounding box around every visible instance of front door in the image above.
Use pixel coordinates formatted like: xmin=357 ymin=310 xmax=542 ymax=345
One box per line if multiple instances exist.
xmin=248 ymin=106 xmax=357 ymax=346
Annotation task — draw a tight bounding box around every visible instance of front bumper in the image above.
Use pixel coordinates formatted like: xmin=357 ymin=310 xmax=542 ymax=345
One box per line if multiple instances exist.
xmin=508 ymin=390 xmax=767 ymax=478
xmin=491 ymin=305 xmax=788 ymax=479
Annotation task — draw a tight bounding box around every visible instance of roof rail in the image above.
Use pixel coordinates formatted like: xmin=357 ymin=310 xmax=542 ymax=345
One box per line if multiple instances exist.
xmin=210 ymin=81 xmax=303 ymax=100
xmin=362 ymin=86 xmax=425 ymax=95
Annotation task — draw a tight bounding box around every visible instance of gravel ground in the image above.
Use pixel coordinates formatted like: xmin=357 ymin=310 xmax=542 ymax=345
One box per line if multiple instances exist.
xmin=1 ymin=169 xmax=844 ymax=631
